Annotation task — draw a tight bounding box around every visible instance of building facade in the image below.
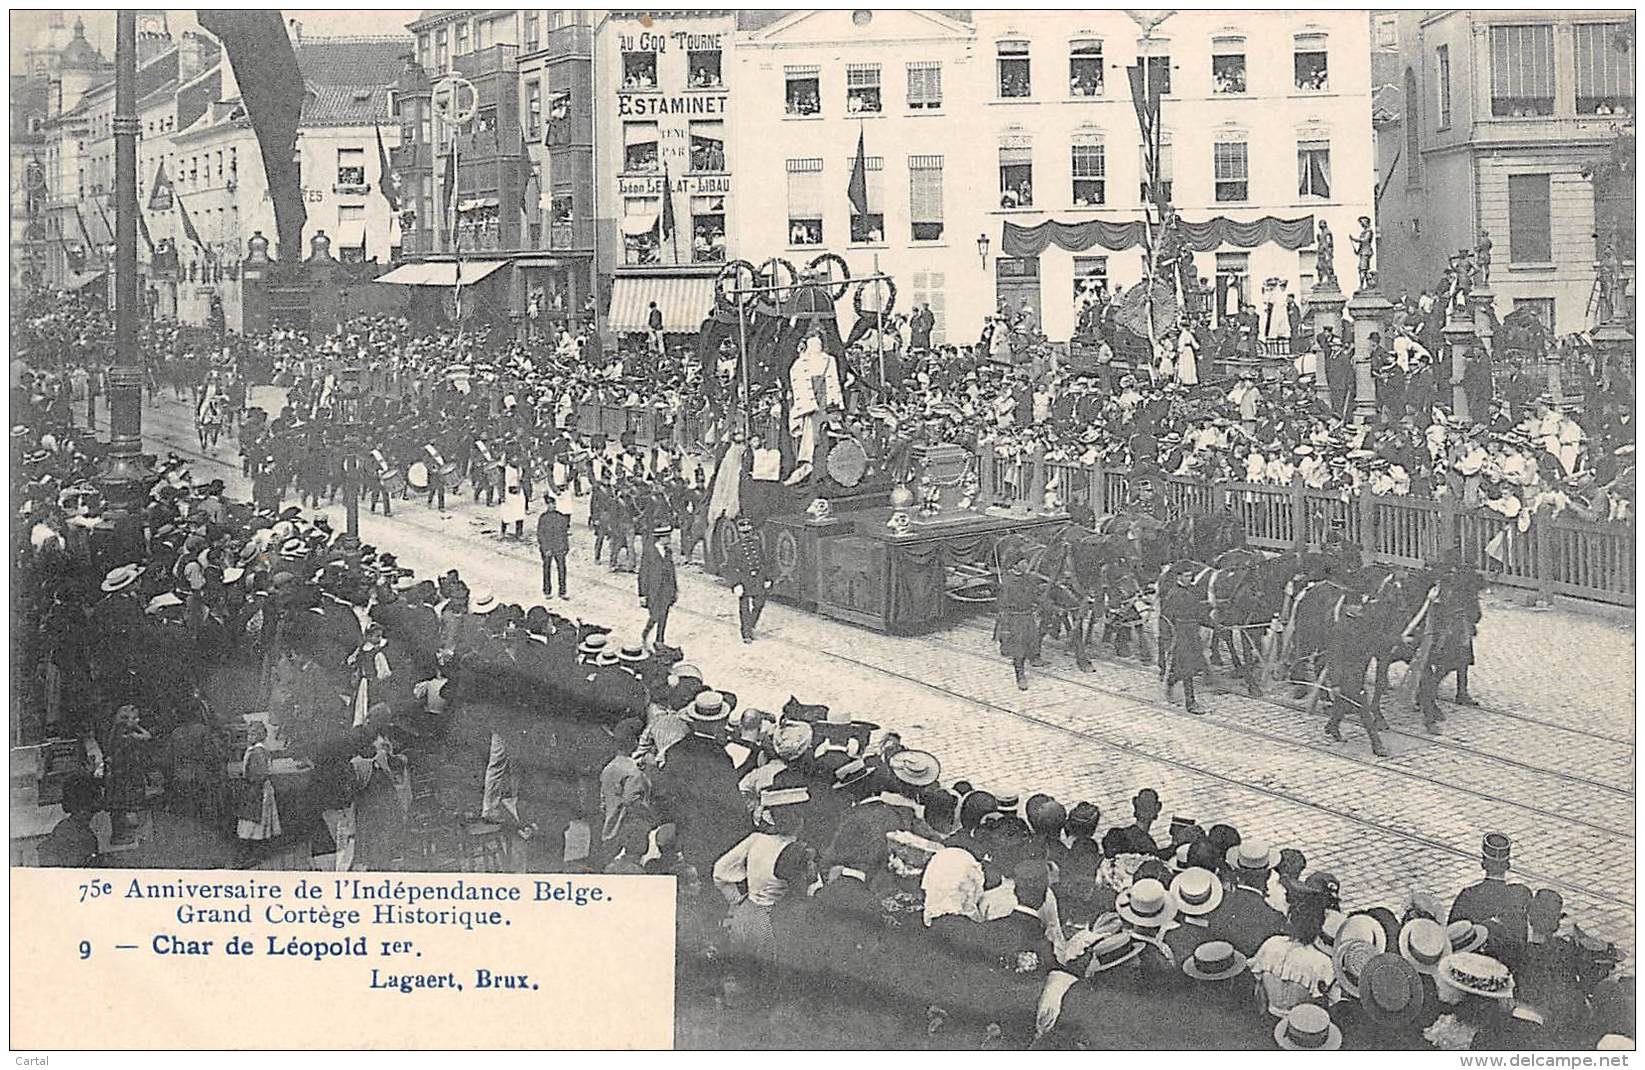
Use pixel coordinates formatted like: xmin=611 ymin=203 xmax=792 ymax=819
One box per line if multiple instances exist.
xmin=594 ymin=9 xmax=739 ymax=338
xmin=732 ymin=9 xmax=979 ymax=346
xmin=1375 ymin=10 xmax=1635 ymax=334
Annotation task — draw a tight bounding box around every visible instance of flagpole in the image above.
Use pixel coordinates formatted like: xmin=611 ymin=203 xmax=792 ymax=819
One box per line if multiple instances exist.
xmin=874 ymin=253 xmax=886 ymax=395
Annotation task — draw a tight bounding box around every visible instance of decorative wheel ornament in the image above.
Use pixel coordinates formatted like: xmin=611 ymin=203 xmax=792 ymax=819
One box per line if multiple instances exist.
xmin=853 ymin=275 xmax=897 ymax=318
xmin=755 ymin=257 xmax=798 ymax=315
xmin=806 ymin=252 xmax=852 ymax=301
xmin=715 ymin=259 xmax=758 ymax=310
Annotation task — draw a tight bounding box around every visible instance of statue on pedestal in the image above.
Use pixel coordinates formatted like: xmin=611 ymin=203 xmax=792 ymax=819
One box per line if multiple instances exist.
xmin=1351 ymin=216 xmax=1376 ymax=291
xmin=1315 ymin=220 xmax=1338 ymax=291
xmin=1475 ymin=228 xmax=1493 ymax=285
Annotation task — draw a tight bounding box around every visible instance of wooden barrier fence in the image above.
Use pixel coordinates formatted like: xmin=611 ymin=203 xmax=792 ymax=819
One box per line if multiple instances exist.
xmin=577 ymin=401 xmax=1634 ymax=608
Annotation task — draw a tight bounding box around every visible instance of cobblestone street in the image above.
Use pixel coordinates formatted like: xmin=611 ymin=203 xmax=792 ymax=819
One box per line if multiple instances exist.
xmin=144 ymin=393 xmax=1637 ymax=956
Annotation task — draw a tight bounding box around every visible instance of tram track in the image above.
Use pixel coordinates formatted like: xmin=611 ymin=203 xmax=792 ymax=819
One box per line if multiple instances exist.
xmin=145 ymin=407 xmax=1636 ymax=924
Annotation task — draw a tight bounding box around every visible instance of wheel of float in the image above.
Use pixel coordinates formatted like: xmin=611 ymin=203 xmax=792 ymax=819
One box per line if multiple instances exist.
xmin=755 ymin=257 xmax=798 ymax=315
xmin=807 ymin=252 xmax=852 ymax=301
xmin=853 ymin=274 xmax=897 ymax=319
xmin=715 ymin=259 xmax=758 ymax=311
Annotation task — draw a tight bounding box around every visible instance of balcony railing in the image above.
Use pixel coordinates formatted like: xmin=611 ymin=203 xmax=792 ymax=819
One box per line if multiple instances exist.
xmin=454 ymin=44 xmax=519 ymax=79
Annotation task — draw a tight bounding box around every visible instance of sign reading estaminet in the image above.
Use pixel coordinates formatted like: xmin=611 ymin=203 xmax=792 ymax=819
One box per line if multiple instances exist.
xmin=12 ymin=869 xmax=675 ymax=1049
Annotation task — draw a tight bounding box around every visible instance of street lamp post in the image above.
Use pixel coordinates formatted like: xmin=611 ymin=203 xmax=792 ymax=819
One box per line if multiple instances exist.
xmin=337 ymin=355 xmax=364 ymax=548
xmin=99 ymin=11 xmax=152 ymax=534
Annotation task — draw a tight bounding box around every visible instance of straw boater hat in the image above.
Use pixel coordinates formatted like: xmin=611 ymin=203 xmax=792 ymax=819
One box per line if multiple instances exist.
xmin=1116 ymin=878 xmax=1179 ymax=930
xmin=470 ymin=590 xmax=499 ymax=615
xmin=1168 ymin=867 xmax=1225 ymax=917
xmin=578 ymin=634 xmax=610 ymax=658
xmin=101 ymin=563 xmax=142 ymax=594
xmin=888 ymin=749 xmax=941 ymax=789
xmin=145 ymin=592 xmax=184 ymax=615
xmin=1437 ymin=951 xmax=1515 ymax=1001
xmin=1359 ymin=953 xmax=1427 ymax=1026
xmin=1333 ymin=938 xmax=1379 ymax=999
xmin=1085 ymin=932 xmax=1144 ymax=974
xmin=1337 ymin=912 xmax=1388 ymax=953
xmin=688 ymin=691 xmax=728 ymax=725
xmin=1274 ymin=1004 xmax=1341 ymax=1051
xmin=1182 ymin=940 xmax=1248 ymax=982
xmin=616 ymin=642 xmax=648 ymax=664
xmin=1398 ymin=917 xmax=1448 ymax=976
xmin=1446 ymin=919 xmax=1489 ymax=955
xmin=1226 ymin=839 xmax=1280 ymax=874
xmin=831 ymin=756 xmax=874 ymax=791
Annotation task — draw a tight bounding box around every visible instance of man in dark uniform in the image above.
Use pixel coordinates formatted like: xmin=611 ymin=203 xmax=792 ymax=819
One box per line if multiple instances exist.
xmin=1160 ymin=571 xmax=1207 ymax=714
xmin=641 ymin=540 xmax=678 ymax=652
xmin=1450 ymin=832 xmax=1533 ymax=971
xmin=994 ymin=554 xmax=1043 ymax=691
xmin=1323 ymin=599 xmax=1389 ymax=756
xmin=536 ymin=495 xmax=570 ymax=599
xmin=1416 ymin=551 xmax=1482 ymax=728
xmin=723 ymin=516 xmax=771 ymax=644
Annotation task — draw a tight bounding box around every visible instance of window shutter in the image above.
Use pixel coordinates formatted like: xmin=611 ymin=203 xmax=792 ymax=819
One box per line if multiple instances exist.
xmin=1507 ymin=173 xmax=1552 ymax=263
xmin=909 ymin=155 xmax=943 ymax=222
xmin=786 ymin=158 xmax=824 ymax=217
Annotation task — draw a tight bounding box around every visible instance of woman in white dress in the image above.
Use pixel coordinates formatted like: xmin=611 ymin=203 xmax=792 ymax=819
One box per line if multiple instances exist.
xmin=498 ymin=460 xmax=527 ymax=539
xmin=236 ymin=721 xmax=282 ymax=847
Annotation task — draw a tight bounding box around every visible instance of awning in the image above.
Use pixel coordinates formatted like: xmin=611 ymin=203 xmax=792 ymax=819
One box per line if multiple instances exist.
xmin=373 ymin=259 xmax=510 ymax=287
xmin=65 ymin=270 xmax=108 ymax=292
xmin=458 ymin=197 xmax=499 ymax=213
xmin=607 ymin=274 xmax=717 ymax=333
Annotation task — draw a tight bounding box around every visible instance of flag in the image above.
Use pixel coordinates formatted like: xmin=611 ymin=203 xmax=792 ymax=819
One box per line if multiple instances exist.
xmin=847 ymin=127 xmax=869 ymax=217
xmin=442 ymin=143 xmax=458 ymax=247
xmin=94 ymin=197 xmax=115 ymax=247
xmin=176 ymin=194 xmax=205 ymax=252
xmin=660 ymin=161 xmax=677 ymax=241
xmin=518 ymin=132 xmax=539 ymax=222
xmin=148 ymin=160 xmax=174 ymax=211
xmin=73 ymin=205 xmax=94 ymax=252
xmin=197 ymin=10 xmax=307 ymax=257
xmin=137 ymin=204 xmax=155 ymax=256
xmin=376 ymin=124 xmax=401 ymax=213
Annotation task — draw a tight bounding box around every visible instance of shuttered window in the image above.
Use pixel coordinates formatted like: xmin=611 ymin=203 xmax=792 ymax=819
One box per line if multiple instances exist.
xmin=786 ymin=158 xmax=824 ymax=245
xmin=909 ymin=155 xmax=943 ymax=240
xmin=1490 ymin=25 xmax=1555 ymax=116
xmin=1507 ymin=173 xmax=1552 ymax=264
xmin=1214 ymin=140 xmax=1248 ymax=202
xmin=1575 ymin=23 xmax=1635 ymax=115
xmin=907 ymin=61 xmax=943 ymax=109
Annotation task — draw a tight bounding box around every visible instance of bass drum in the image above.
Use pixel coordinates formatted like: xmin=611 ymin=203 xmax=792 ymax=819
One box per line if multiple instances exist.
xmin=825 ymin=436 xmax=869 ymax=488
xmin=407 ymin=461 xmax=430 ymax=490
xmin=381 ymin=469 xmax=407 ymax=496
xmin=439 ymin=462 xmax=462 ymax=490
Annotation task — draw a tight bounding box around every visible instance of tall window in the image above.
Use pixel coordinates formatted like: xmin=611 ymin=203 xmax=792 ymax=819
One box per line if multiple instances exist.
xmin=622 ymin=50 xmax=658 ymax=91
xmin=418 ymin=33 xmax=431 ymax=69
xmin=1575 ymin=23 xmax=1634 ymax=115
xmin=622 ymin=196 xmax=660 ymax=265
xmin=998 ymin=40 xmax=1031 ymax=98
xmin=999 ymin=144 xmax=1033 ymax=208
xmin=1137 ymin=39 xmax=1172 ymax=95
xmin=1069 ymin=40 xmax=1103 ymax=97
xmin=785 ymin=66 xmax=821 ymax=116
xmin=522 ymin=12 xmax=539 ymax=52
xmin=848 ymin=155 xmax=885 ymax=243
xmin=623 ymin=122 xmax=659 ymax=173
xmin=689 ymin=47 xmax=723 ymax=89
xmin=1071 ymin=141 xmax=1106 ymax=206
xmin=1294 ymin=35 xmax=1329 ymax=91
xmin=1212 ymin=37 xmax=1247 ymax=94
xmin=1213 ymin=140 xmax=1248 ymax=202
xmin=1216 ymin=251 xmax=1251 ymax=314
xmin=336 ymin=147 xmax=366 ymax=187
xmin=907 ymin=61 xmax=943 ymax=110
xmin=525 ymin=81 xmax=542 ymax=140
xmin=1490 ymin=25 xmax=1554 ymax=116
xmin=454 ymin=21 xmax=469 ymax=55
xmin=1141 ymin=136 xmax=1173 ymax=203
xmin=846 ymin=63 xmax=882 ymax=114
xmin=1436 ymin=46 xmax=1452 ymax=128
xmin=1594 ymin=171 xmax=1637 ymax=261
xmin=1073 ymin=256 xmax=1108 ymax=301
xmin=689 ymin=121 xmax=725 ymax=173
xmin=1297 ymin=140 xmax=1331 ymax=199
xmin=786 ymin=158 xmax=824 ymax=245
xmin=435 ymin=29 xmax=448 ymax=71
xmin=691 ymin=196 xmax=725 ymax=263
xmin=909 ymin=155 xmax=944 ymax=240
xmin=1507 ymin=173 xmax=1551 ymax=263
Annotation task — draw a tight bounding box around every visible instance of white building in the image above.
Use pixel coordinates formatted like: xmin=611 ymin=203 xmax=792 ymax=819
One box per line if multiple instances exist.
xmin=728 ymin=10 xmax=1375 ymax=345
xmin=733 ymin=9 xmax=980 ymax=346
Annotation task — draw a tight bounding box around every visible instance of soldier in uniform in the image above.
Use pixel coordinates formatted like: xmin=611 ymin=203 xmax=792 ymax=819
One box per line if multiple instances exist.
xmin=723 ymin=515 xmax=772 ymax=644
xmin=1160 ymin=571 xmax=1207 ymax=715
xmin=1416 ymin=550 xmax=1483 ymax=727
xmin=1450 ymin=832 xmax=1533 ymax=971
xmin=995 ymin=554 xmax=1044 ymax=691
xmin=1322 ymin=599 xmax=1389 ymax=756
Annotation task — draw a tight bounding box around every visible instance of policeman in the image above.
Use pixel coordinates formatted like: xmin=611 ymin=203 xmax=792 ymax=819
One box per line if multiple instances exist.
xmin=1160 ymin=571 xmax=1207 ymax=715
xmin=1322 ymin=598 xmax=1388 ymax=757
xmin=1450 ymin=832 xmax=1533 ymax=970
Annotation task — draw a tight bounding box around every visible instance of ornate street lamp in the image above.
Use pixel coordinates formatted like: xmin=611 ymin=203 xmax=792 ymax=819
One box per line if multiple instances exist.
xmin=977 ymin=232 xmax=991 ymax=269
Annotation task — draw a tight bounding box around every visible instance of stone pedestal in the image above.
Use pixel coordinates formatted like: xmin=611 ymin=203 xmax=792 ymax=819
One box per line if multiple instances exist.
xmin=1346 ymin=286 xmax=1393 ymax=426
xmin=1590 ymin=317 xmax=1635 ymax=385
xmin=1308 ymin=283 xmax=1347 ymax=407
xmin=1442 ymin=305 xmax=1480 ymax=423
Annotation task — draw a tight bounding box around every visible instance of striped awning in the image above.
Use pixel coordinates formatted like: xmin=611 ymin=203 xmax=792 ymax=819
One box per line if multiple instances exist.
xmin=374 ymin=259 xmax=509 ymax=287
xmin=606 ymin=274 xmax=717 ymax=333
